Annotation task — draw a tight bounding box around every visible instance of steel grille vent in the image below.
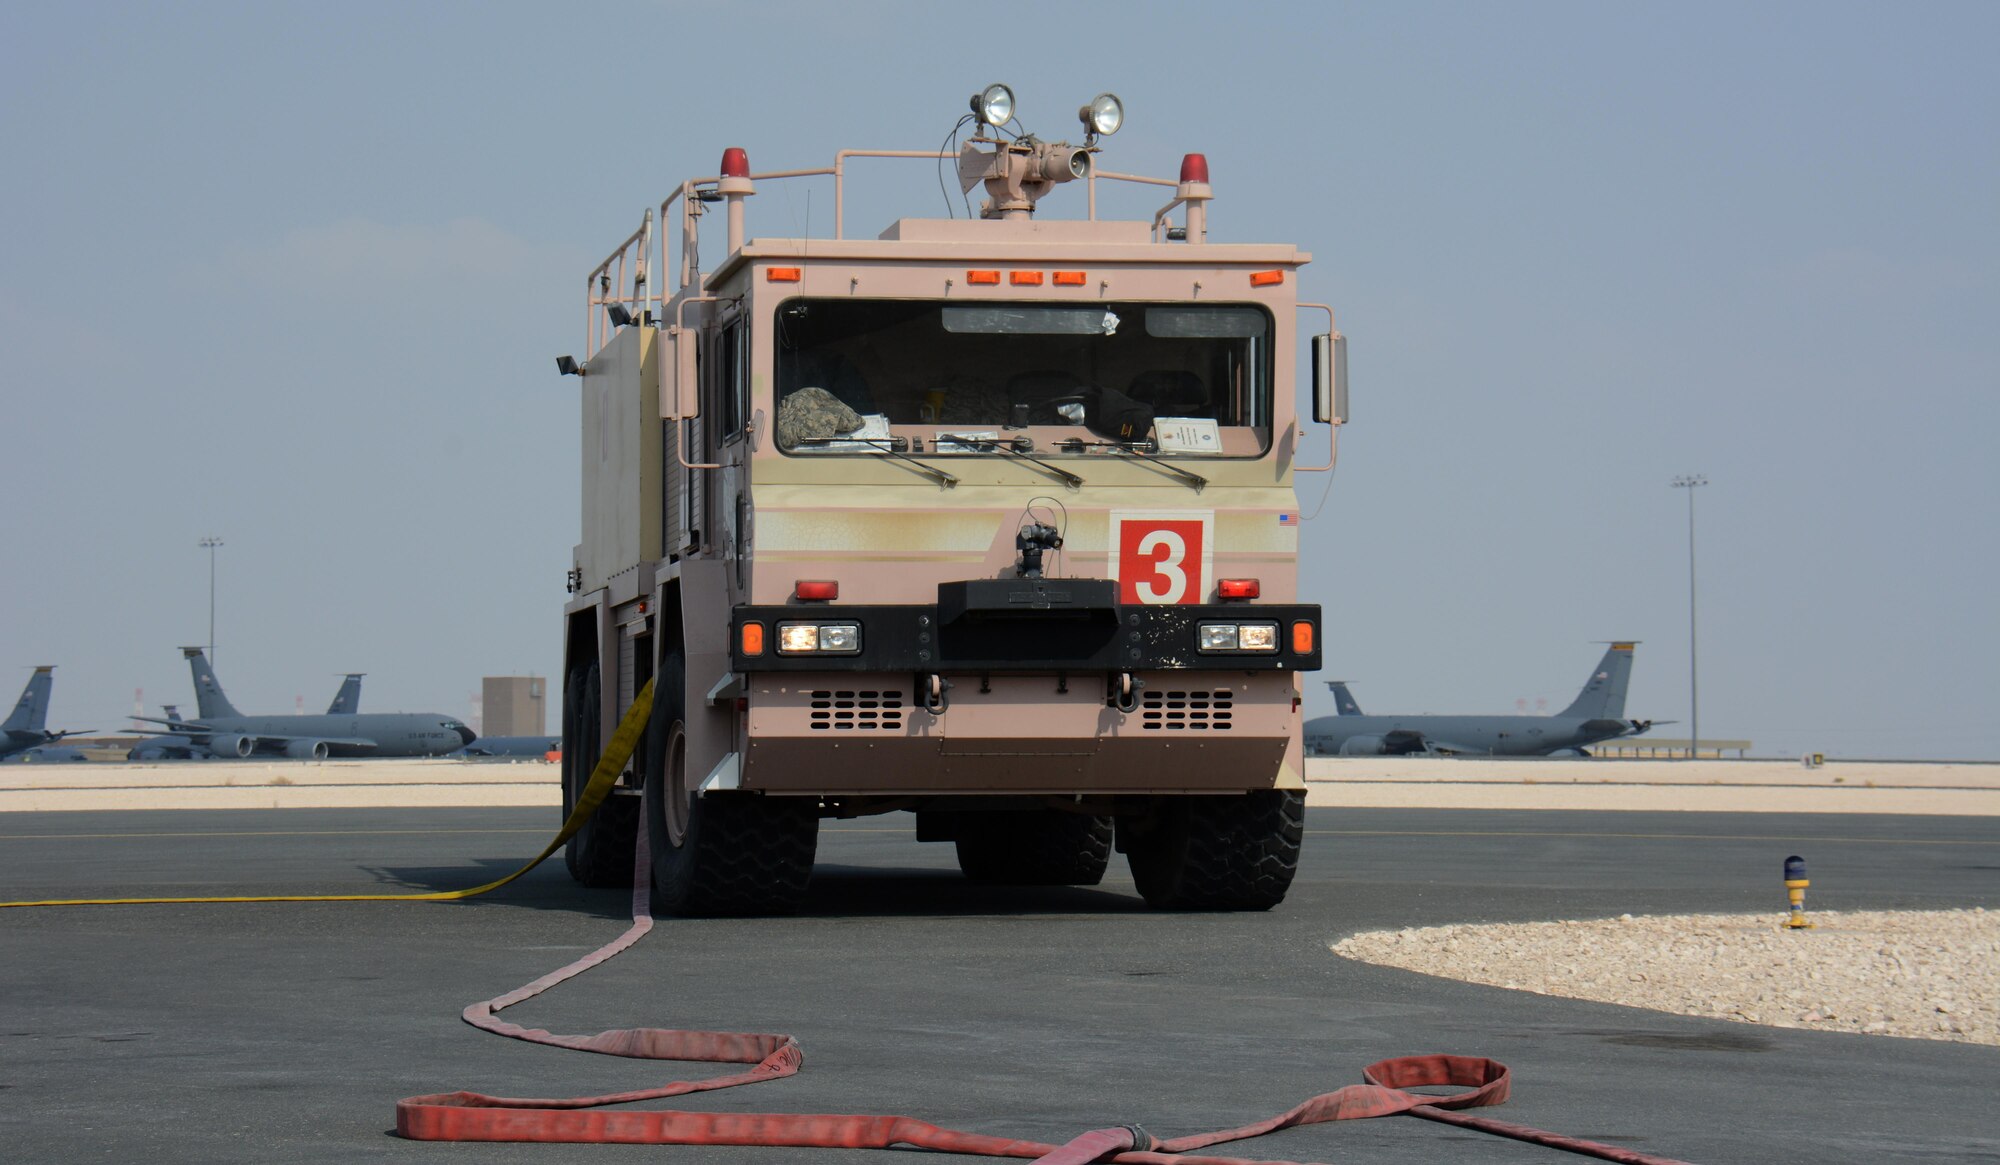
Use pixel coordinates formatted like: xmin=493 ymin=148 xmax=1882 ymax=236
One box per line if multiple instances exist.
xmin=1139 ymin=689 xmax=1234 ymax=730
xmin=809 ymin=689 xmax=905 ymax=731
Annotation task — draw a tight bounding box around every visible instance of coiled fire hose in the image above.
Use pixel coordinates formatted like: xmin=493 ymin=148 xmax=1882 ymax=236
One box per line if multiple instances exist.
xmin=5 ymin=679 xmax=1694 ymax=1164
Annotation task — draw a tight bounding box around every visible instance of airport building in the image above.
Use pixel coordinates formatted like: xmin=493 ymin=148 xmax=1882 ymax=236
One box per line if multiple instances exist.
xmin=481 ymin=676 xmax=546 ymax=737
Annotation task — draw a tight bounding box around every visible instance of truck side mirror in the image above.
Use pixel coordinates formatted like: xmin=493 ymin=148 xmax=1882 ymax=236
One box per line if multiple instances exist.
xmin=1312 ymin=332 xmax=1348 ymax=425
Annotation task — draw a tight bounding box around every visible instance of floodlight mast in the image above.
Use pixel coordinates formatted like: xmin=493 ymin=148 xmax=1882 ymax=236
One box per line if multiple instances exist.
xmin=1670 ymin=474 xmax=1708 ymax=758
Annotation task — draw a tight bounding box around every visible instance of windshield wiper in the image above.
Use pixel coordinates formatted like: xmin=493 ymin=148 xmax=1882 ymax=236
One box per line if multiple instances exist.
xmin=1089 ymin=439 xmax=1207 ymax=492
xmin=933 ymin=434 xmax=1084 ymax=491
xmin=796 ymin=437 xmax=958 ymax=488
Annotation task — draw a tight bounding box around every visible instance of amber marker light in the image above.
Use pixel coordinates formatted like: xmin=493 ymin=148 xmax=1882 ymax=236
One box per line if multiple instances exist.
xmin=1250 ymin=270 xmax=1285 ymax=287
xmin=966 ymin=270 xmax=1001 ymax=285
xmin=1292 ymin=621 xmax=1315 ymax=654
xmin=1009 ymin=271 xmax=1044 ymax=285
xmin=740 ymin=622 xmax=766 ymax=656
xmin=766 ymin=267 xmax=802 ymax=282
xmin=1053 ymin=271 xmax=1088 ymax=286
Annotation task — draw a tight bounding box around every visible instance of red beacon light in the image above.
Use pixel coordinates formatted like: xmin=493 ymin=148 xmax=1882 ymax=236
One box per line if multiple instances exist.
xmin=720 ymin=147 xmax=750 ymax=179
xmin=1217 ymin=578 xmax=1260 ymax=600
xmin=794 ymin=580 xmax=839 ymax=601
xmin=1179 ymin=153 xmax=1210 ymax=184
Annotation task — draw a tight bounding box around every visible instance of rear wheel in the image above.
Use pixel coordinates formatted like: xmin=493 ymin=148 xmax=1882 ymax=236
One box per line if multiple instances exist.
xmin=955 ymin=811 xmax=1113 ymax=886
xmin=644 ymin=647 xmax=819 ymax=915
xmin=561 ymin=661 xmax=640 ymax=887
xmin=1122 ymin=790 xmax=1304 ymax=911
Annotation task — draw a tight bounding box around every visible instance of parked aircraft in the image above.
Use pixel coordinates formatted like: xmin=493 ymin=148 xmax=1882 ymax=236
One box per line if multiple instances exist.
xmin=1304 ymin=642 xmax=1658 ymax=757
xmin=133 ymin=673 xmax=362 ymax=759
xmin=453 ymin=735 xmax=559 ymax=759
xmin=1 ymin=667 xmax=90 ymax=761
xmin=129 ymin=648 xmax=475 ymax=759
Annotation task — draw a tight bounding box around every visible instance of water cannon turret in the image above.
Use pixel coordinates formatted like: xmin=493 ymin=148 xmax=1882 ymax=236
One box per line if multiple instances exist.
xmin=956 ymin=85 xmax=1121 ymax=221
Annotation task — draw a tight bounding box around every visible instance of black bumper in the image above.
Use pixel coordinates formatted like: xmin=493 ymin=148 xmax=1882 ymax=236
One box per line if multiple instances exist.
xmin=731 ymin=579 xmax=1321 ymax=673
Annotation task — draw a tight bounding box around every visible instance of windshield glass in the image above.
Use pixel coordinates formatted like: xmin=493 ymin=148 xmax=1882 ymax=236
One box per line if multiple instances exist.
xmin=772 ymin=299 xmax=1272 ymax=456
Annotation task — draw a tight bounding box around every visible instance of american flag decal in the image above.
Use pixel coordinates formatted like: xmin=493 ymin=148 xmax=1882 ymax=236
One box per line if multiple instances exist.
xmin=1278 ymin=513 xmax=1295 ymax=525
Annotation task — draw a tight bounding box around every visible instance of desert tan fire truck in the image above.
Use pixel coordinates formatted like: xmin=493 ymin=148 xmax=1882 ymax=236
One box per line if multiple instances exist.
xmin=557 ymin=86 xmax=1346 ymax=915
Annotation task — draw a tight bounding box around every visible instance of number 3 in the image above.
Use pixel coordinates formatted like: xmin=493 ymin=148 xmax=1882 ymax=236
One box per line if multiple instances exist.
xmin=1135 ymin=530 xmax=1188 ymax=604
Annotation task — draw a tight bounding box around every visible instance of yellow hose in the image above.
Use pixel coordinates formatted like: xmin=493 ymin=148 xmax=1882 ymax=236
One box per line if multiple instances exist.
xmin=0 ymin=679 xmax=654 ymax=909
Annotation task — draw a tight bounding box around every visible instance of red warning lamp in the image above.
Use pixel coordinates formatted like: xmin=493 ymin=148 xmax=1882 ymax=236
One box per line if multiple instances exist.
xmin=1180 ymin=153 xmax=1210 ymax=184
xmin=720 ymin=148 xmax=750 ymax=179
xmin=1217 ymin=578 xmax=1261 ymax=600
xmin=794 ymin=580 xmax=839 ymax=601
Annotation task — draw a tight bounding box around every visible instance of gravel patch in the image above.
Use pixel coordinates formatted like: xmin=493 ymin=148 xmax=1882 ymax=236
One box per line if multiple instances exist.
xmin=1332 ymin=909 xmax=1998 ymax=1045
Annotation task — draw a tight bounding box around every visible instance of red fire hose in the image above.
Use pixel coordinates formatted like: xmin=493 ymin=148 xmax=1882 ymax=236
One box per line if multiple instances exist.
xmin=398 ymin=793 xmax=1696 ymax=1164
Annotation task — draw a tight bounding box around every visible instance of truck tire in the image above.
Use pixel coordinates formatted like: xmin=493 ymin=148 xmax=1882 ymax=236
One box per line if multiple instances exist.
xmin=644 ymin=647 xmax=818 ymax=915
xmin=561 ymin=661 xmax=639 ymax=888
xmin=955 ymin=811 xmax=1113 ymax=886
xmin=1121 ymin=790 xmax=1304 ymax=911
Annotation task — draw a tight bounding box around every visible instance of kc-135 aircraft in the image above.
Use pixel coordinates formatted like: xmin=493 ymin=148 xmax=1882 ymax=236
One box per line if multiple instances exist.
xmin=1304 ymin=642 xmax=1659 ymax=757
xmin=1 ymin=667 xmax=89 ymax=761
xmin=128 ymin=648 xmax=473 ymax=759
xmin=128 ymin=673 xmax=368 ymax=759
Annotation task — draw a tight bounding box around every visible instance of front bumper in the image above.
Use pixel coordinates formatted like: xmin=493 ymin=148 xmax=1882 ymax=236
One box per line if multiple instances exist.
xmin=730 ymin=581 xmax=1321 ymax=674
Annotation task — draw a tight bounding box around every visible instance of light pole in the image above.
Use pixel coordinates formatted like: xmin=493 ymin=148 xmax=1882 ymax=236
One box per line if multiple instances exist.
xmin=1669 ymin=476 xmax=1707 ymax=759
xmin=199 ymin=536 xmax=224 ymax=664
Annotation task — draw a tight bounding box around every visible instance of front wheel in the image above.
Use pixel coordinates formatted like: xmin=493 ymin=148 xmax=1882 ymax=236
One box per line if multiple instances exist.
xmin=644 ymin=647 xmax=819 ymax=916
xmin=1121 ymin=790 xmax=1304 ymax=911
xmin=560 ymin=661 xmax=639 ymax=887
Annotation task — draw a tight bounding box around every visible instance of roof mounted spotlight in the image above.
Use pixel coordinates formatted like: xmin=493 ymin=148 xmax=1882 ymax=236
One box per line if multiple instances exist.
xmin=970 ymin=83 xmax=1015 ymax=128
xmin=604 ymin=302 xmax=634 ymax=328
xmin=1079 ymin=92 xmax=1123 ymax=140
xmin=555 ymin=355 xmax=583 ymax=377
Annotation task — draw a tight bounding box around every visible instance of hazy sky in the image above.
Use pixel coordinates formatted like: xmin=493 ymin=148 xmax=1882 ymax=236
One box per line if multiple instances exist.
xmin=3 ymin=2 xmax=1994 ymax=758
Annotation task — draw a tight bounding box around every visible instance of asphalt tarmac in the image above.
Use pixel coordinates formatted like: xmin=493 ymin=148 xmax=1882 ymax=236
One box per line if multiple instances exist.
xmin=4 ymin=807 xmax=1997 ymax=1164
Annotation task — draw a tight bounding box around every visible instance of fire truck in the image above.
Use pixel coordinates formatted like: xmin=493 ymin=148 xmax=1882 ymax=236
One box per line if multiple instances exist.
xmin=557 ymin=86 xmax=1346 ymax=914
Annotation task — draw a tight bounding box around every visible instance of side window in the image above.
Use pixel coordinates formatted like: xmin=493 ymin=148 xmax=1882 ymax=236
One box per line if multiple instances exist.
xmin=717 ymin=319 xmax=749 ymax=444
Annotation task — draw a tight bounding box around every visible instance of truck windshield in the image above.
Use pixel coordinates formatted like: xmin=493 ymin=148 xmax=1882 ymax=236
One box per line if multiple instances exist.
xmin=773 ymin=299 xmax=1272 ymax=457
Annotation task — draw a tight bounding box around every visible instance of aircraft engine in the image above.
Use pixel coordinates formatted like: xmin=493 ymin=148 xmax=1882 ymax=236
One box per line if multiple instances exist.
xmin=283 ymin=739 xmax=331 ymax=760
xmin=210 ymin=733 xmax=257 ymax=758
xmin=1338 ymin=735 xmax=1389 ymax=756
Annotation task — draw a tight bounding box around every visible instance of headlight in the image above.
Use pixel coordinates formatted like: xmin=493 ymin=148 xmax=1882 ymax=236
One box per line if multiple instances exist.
xmin=1198 ymin=624 xmax=1241 ymax=652
xmin=775 ymin=621 xmax=862 ymax=655
xmin=1195 ymin=621 xmax=1280 ymax=653
xmin=971 ymin=83 xmax=1015 ymax=127
xmin=1238 ymin=623 xmax=1278 ymax=650
xmin=1080 ymin=92 xmax=1123 ymax=137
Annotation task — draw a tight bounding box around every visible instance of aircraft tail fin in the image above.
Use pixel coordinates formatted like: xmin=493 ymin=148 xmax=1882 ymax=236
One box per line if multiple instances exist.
xmin=4 ymin=667 xmax=55 ymax=734
xmin=327 ymin=674 xmax=363 ymax=715
xmin=1326 ymin=681 xmax=1364 ymax=716
xmin=1557 ymin=642 xmax=1637 ymax=720
xmin=182 ymin=647 xmax=242 ymax=719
